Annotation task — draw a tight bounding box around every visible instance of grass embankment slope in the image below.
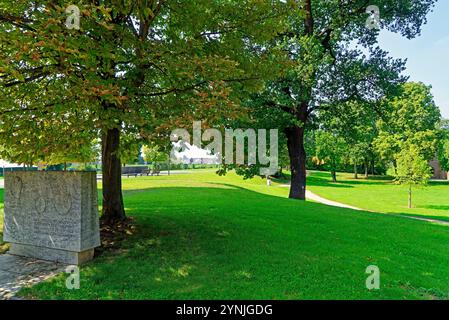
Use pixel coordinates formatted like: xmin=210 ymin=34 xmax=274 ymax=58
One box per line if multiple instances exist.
xmin=308 ymin=171 xmax=449 ymax=222
xmin=0 ymin=170 xmax=447 ymax=299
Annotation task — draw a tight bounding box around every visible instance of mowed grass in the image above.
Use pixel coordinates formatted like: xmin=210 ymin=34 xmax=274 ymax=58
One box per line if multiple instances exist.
xmin=307 ymin=171 xmax=449 ymax=222
xmin=1 ymin=170 xmax=449 ymax=299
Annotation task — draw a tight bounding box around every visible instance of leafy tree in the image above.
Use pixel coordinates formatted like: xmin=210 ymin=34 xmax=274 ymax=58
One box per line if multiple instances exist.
xmin=244 ymin=0 xmax=435 ymax=200
xmin=319 ymin=100 xmax=380 ymax=179
xmin=119 ymin=133 xmax=142 ymax=166
xmin=142 ymin=143 xmax=167 ymax=164
xmin=374 ymin=82 xmax=441 ymax=170
xmin=47 ymin=139 xmax=100 ymax=168
xmin=348 ymin=143 xmax=367 ymax=179
xmin=315 ymin=130 xmax=347 ymax=182
xmin=0 ymin=0 xmax=286 ymax=224
xmin=395 ymin=144 xmax=432 ymax=209
xmin=437 ymin=119 xmax=449 ymax=173
xmin=438 ymin=140 xmax=449 ymax=173
xmin=0 ymin=106 xmax=98 ymax=166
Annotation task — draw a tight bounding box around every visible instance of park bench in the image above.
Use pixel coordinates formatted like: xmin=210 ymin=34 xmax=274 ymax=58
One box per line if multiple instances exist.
xmin=150 ymin=168 xmax=161 ymax=176
xmin=122 ymin=166 xmax=149 ymax=177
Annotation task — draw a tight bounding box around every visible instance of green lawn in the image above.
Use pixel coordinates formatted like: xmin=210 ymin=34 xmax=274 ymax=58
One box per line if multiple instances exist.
xmin=307 ymin=171 xmax=449 ymax=222
xmin=0 ymin=170 xmax=444 ymax=299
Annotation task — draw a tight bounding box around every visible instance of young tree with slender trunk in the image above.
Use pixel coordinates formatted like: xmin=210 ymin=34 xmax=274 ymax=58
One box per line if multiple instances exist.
xmin=395 ymin=145 xmax=432 ymax=209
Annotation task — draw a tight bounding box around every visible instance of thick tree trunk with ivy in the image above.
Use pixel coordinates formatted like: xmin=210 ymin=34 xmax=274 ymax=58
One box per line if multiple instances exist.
xmin=101 ymin=128 xmax=126 ymax=223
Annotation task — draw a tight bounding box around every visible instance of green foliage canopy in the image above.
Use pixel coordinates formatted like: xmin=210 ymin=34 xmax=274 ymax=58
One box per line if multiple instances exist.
xmin=0 ymin=0 xmax=288 ymax=164
xmin=374 ymin=82 xmax=441 ymax=165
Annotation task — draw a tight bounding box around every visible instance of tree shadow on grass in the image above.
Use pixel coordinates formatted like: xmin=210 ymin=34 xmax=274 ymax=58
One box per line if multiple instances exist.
xmin=429 ymin=180 xmax=449 ymax=186
xmin=274 ymin=171 xmax=393 ymax=189
xmin=307 ymin=176 xmax=353 ymax=188
xmin=420 ymin=205 xmax=449 ymax=211
xmin=18 ymin=184 xmax=449 ymax=300
xmin=272 ymin=171 xmax=353 ymax=189
xmin=334 ymin=180 xmax=394 ymax=187
xmin=396 ymin=213 xmax=449 ymax=224
xmin=97 ymin=187 xmax=449 ymax=296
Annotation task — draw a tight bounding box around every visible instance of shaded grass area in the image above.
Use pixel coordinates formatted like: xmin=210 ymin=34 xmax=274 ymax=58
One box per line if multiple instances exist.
xmin=10 ymin=171 xmax=449 ymax=300
xmin=307 ymin=171 xmax=449 ymax=222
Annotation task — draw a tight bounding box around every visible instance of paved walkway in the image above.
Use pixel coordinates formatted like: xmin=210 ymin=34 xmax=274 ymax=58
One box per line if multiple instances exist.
xmin=0 ymin=254 xmax=65 ymax=300
xmin=305 ymin=190 xmax=362 ymax=211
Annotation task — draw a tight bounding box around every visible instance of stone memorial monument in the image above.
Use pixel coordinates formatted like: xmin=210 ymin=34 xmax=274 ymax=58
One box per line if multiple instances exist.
xmin=3 ymin=171 xmax=100 ymax=265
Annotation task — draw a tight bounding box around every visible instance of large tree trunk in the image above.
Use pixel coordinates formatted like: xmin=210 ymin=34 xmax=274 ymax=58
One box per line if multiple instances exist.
xmin=101 ymin=127 xmax=126 ymax=224
xmin=354 ymin=163 xmax=358 ymax=179
xmin=364 ymin=160 xmax=369 ymax=178
xmin=286 ymin=126 xmax=307 ymax=200
xmin=284 ymin=0 xmax=313 ymax=201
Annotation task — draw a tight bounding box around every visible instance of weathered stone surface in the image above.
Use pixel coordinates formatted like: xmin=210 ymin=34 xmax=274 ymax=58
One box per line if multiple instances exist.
xmin=9 ymin=243 xmax=95 ymax=265
xmin=3 ymin=171 xmax=100 ymax=264
xmin=0 ymin=254 xmax=65 ymax=300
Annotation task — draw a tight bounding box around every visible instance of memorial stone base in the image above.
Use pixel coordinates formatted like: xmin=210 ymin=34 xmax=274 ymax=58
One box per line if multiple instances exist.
xmin=8 ymin=243 xmax=95 ymax=265
xmin=3 ymin=171 xmax=100 ymax=265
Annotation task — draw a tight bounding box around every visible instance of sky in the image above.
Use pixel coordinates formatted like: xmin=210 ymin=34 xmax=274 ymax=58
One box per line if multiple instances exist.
xmin=378 ymin=0 xmax=449 ymax=118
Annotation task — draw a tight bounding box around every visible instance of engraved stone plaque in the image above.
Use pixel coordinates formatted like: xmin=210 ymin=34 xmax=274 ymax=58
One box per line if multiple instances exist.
xmin=3 ymin=171 xmax=100 ymax=265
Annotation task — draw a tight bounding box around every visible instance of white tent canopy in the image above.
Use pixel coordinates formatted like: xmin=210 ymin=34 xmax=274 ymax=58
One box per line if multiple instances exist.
xmin=172 ymin=142 xmax=220 ymax=164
